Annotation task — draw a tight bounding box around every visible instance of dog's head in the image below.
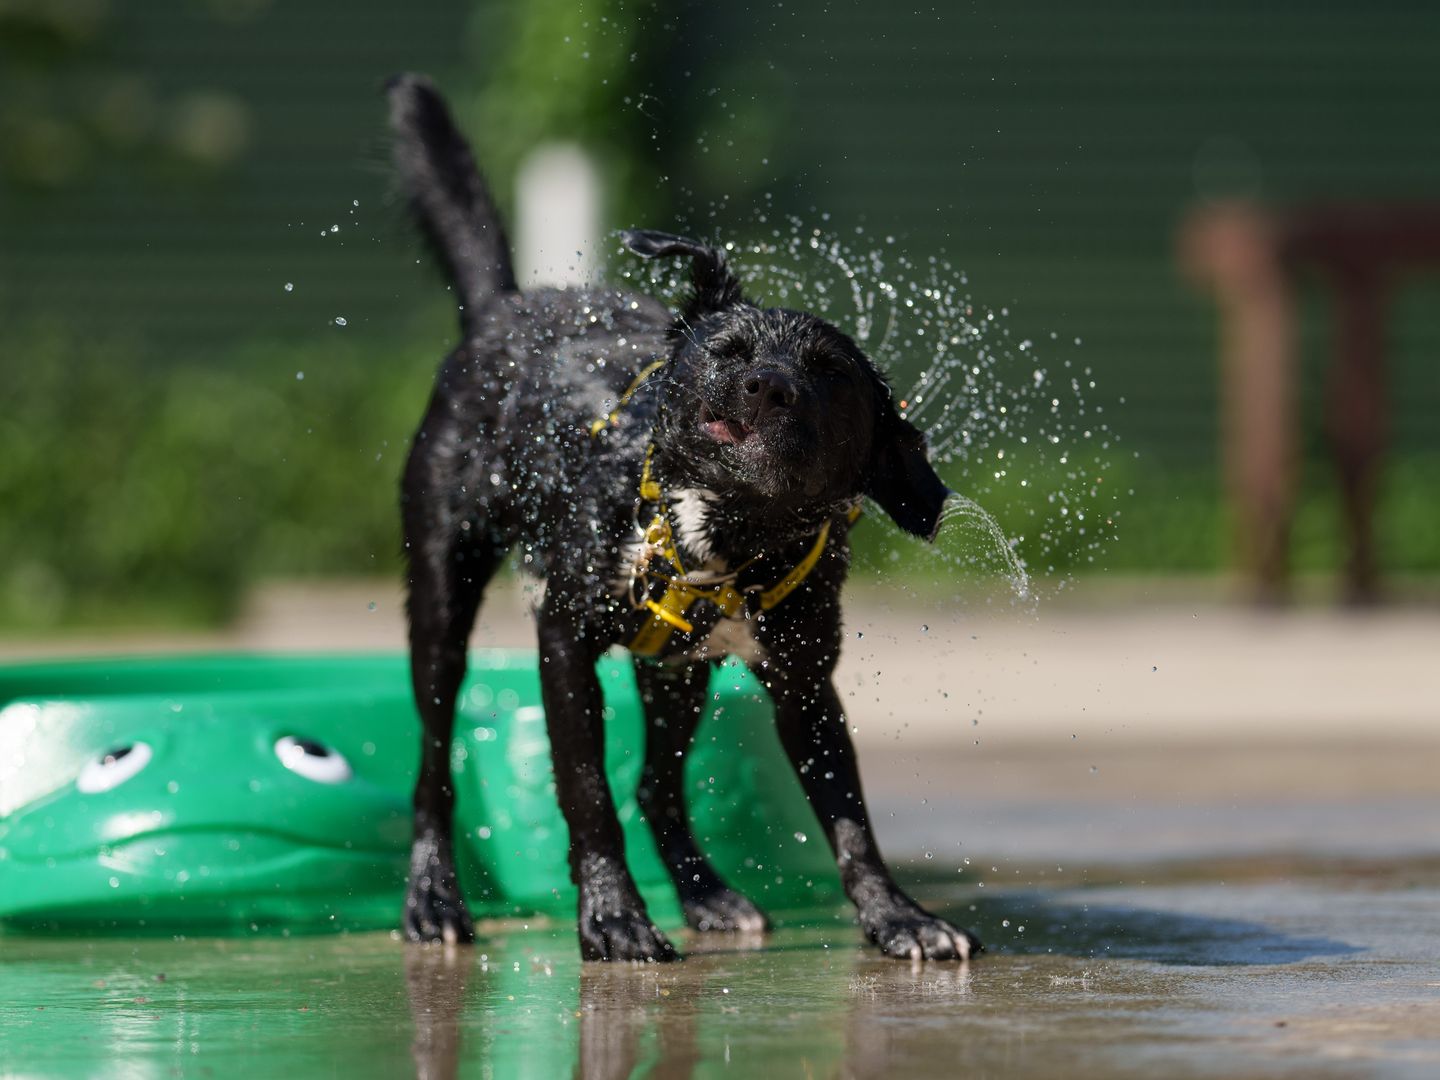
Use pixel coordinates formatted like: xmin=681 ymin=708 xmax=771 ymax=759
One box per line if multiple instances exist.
xmin=623 ymin=229 xmax=950 ymax=540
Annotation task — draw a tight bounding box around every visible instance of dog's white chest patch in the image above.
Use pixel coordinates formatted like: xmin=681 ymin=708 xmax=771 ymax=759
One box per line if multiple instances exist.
xmin=609 ymin=482 xmax=767 ymax=664
xmin=610 ymin=487 xmax=723 ymax=598
xmin=667 ymin=487 xmax=718 ymax=563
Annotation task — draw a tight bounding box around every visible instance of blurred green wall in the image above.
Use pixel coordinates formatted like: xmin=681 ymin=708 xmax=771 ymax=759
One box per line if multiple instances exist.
xmin=0 ymin=0 xmax=474 ymax=347
xmin=666 ymin=0 xmax=1440 ymax=462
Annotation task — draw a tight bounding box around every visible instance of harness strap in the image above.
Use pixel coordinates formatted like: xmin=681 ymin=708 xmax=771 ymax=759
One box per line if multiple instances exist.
xmin=590 ymin=362 xmax=862 ymax=656
xmin=589 ymin=359 xmax=667 ymax=437
xmin=627 ymin=459 xmax=862 ymax=657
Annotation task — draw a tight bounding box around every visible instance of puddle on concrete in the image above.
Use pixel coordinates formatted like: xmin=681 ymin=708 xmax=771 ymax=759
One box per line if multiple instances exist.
xmin=3 ymin=859 xmax=1438 ymax=1079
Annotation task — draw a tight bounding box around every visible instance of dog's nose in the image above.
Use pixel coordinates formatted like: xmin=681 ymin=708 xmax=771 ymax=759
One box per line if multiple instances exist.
xmin=743 ymin=370 xmax=797 ymax=420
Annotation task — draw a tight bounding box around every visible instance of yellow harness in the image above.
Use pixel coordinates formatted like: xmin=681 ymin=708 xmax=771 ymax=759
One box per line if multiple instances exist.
xmin=589 ymin=359 xmax=859 ymax=657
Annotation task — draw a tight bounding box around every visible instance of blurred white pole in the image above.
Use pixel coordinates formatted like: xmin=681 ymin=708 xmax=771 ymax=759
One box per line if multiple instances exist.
xmin=514 ymin=143 xmax=602 ymax=288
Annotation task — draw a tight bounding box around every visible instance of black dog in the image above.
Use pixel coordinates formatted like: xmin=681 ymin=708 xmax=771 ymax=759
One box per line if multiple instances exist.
xmin=388 ymin=74 xmax=981 ymax=963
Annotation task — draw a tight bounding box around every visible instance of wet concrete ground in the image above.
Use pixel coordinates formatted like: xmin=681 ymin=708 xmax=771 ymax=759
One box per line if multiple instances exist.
xmin=4 ymin=853 xmax=1438 ymax=1079
xmin=5 ymin=731 xmax=1440 ymax=1080
xmin=4 ymin=584 xmax=1438 ymax=1077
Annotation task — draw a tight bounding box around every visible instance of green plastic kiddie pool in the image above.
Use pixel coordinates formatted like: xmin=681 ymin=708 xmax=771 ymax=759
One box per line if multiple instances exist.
xmin=0 ymin=651 xmax=839 ymax=934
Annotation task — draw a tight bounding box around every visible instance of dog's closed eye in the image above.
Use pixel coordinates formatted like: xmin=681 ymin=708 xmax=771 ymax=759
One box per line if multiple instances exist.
xmin=807 ymin=350 xmax=853 ymax=377
xmin=703 ymin=335 xmax=751 ymax=362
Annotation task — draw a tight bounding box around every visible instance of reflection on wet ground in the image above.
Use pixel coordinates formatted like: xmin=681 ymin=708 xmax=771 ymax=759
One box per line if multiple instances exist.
xmin=4 ymin=856 xmax=1438 ymax=1079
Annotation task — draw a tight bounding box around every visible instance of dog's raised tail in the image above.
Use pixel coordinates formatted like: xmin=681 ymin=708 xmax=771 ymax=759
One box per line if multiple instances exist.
xmin=387 ymin=73 xmax=516 ymax=335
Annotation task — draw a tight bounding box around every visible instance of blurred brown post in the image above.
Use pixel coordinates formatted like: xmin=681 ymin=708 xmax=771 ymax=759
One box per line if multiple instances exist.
xmin=1281 ymin=205 xmax=1440 ymax=604
xmin=1183 ymin=201 xmax=1440 ymax=604
xmin=1179 ymin=203 xmax=1298 ymax=603
xmin=1325 ymin=262 xmax=1386 ymax=603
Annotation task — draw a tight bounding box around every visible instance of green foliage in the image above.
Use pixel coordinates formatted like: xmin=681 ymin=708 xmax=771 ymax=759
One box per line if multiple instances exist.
xmin=851 ymin=447 xmax=1440 ymax=594
xmin=3 ymin=322 xmax=1438 ymax=632
xmin=0 ymin=323 xmax=437 ymax=629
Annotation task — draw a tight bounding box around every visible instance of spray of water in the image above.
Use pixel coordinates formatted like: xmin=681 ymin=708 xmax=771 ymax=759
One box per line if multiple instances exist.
xmin=935 ymin=492 xmax=1031 ymax=601
xmin=617 ymin=215 xmax=1120 ymax=604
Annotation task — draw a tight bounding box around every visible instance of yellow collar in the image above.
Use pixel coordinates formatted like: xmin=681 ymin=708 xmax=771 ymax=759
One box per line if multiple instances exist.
xmin=626 ymin=446 xmax=860 ymax=657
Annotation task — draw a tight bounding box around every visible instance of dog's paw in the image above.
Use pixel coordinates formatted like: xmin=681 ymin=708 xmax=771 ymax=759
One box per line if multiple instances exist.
xmin=682 ymin=887 xmax=770 ymax=934
xmin=576 ymin=855 xmax=680 ymax=962
xmin=404 ymin=882 xmax=475 ymax=944
xmin=579 ymin=906 xmax=680 ymax=962
xmin=404 ymin=838 xmax=475 ymax=945
xmin=861 ymin=905 xmax=982 ymax=962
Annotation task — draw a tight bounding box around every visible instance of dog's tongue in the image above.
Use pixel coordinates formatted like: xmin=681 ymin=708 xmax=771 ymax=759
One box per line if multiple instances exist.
xmin=704 ymin=418 xmax=750 ymax=444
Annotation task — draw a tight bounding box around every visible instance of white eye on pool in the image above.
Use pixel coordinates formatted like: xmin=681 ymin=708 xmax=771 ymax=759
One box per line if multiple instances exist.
xmin=76 ymin=742 xmax=154 ymax=794
xmin=274 ymin=736 xmax=353 ymax=784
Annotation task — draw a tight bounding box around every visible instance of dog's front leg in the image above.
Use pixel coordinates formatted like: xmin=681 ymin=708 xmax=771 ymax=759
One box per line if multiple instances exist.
xmin=763 ymin=656 xmax=982 ymax=961
xmin=538 ymin=589 xmax=679 ymax=962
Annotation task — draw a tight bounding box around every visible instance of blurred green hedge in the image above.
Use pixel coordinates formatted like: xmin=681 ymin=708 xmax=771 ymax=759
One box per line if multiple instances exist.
xmin=0 ymin=323 xmax=434 ymax=629
xmin=3 ymin=321 xmax=1438 ymax=631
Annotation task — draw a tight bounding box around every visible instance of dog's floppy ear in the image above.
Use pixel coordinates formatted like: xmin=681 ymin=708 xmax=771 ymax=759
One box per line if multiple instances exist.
xmin=865 ymin=408 xmax=951 ymax=542
xmin=621 ymin=228 xmax=744 ymax=317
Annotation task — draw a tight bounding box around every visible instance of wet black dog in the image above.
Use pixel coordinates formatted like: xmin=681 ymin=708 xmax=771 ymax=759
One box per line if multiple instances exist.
xmin=388 ymin=74 xmax=981 ymax=962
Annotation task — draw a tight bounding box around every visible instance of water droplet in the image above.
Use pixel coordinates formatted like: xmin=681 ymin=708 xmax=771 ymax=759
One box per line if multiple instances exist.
xmin=283 ymin=282 xmax=294 ymax=292
xmin=334 ymin=316 xmax=347 ymax=327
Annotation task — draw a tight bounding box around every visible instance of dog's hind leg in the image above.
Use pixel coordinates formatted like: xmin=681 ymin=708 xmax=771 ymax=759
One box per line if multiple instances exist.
xmin=402 ymin=496 xmax=506 ymax=944
xmin=635 ymin=660 xmax=770 ymax=934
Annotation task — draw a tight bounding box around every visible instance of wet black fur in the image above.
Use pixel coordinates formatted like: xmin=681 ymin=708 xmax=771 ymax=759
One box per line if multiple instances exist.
xmin=388 ymin=74 xmax=981 ymax=962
